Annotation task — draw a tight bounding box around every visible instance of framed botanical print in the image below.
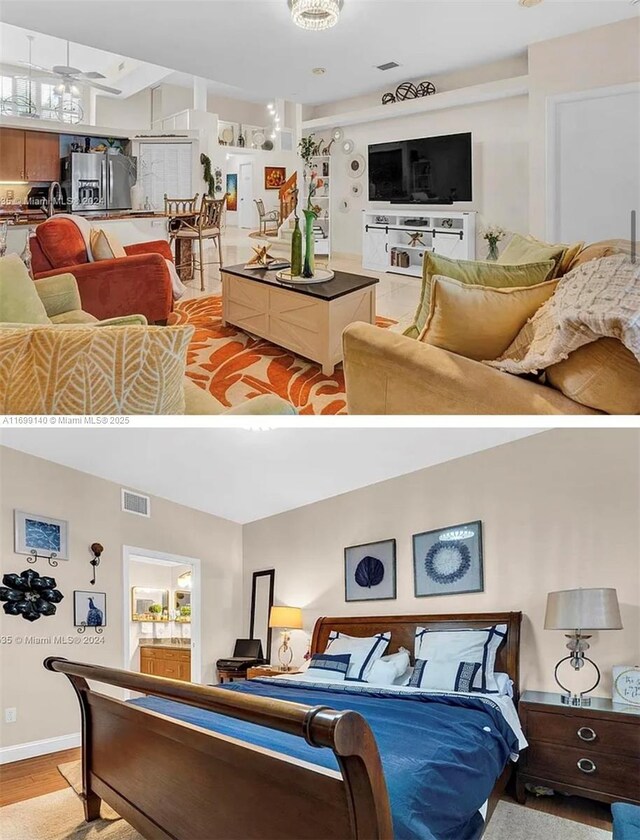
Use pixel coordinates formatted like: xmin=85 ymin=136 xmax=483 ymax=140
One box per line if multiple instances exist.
xmin=413 ymin=521 xmax=483 ymax=597
xmin=344 ymin=539 xmax=396 ymax=602
xmin=14 ymin=510 xmax=69 ymax=561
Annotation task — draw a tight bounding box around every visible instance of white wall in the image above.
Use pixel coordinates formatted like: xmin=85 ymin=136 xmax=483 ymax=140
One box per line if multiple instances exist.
xmin=95 ymin=88 xmax=152 ymax=130
xmin=243 ymin=430 xmax=640 ymax=699
xmin=0 ymin=446 xmax=243 ymax=753
xmin=315 ymin=95 xmax=529 ymax=258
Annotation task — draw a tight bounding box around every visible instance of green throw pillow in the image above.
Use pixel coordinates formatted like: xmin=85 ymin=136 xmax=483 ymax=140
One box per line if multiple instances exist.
xmin=407 ymin=252 xmax=556 ymax=339
xmin=498 ymin=232 xmax=566 ymax=274
xmin=0 ymin=254 xmax=50 ymax=325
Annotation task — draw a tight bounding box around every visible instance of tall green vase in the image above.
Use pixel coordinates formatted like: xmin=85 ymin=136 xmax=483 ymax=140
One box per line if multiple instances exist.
xmin=290 ymin=216 xmax=303 ymax=277
xmin=302 ymin=209 xmax=316 ymax=279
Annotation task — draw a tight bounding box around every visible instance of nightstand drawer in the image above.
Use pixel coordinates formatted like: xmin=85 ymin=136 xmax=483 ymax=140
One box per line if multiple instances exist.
xmin=525 ymin=742 xmax=640 ymax=800
xmin=527 ymin=709 xmax=640 ymax=758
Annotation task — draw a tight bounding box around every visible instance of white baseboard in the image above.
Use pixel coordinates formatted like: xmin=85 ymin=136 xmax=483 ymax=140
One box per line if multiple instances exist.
xmin=0 ymin=732 xmax=81 ymax=765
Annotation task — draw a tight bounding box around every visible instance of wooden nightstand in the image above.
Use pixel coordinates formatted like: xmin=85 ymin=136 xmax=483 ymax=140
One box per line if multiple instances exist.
xmin=246 ymin=665 xmax=301 ymax=680
xmin=517 ymin=690 xmax=640 ymax=806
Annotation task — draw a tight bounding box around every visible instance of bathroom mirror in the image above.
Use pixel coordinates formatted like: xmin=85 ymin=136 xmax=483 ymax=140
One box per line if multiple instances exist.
xmin=131 ymin=587 xmax=170 ymax=621
xmin=250 ymin=570 xmax=275 ymax=663
xmin=174 ymin=589 xmax=191 ymax=622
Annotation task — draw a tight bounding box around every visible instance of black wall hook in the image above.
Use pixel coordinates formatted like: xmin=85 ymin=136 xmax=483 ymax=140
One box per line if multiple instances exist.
xmin=89 ymin=543 xmax=104 ymax=585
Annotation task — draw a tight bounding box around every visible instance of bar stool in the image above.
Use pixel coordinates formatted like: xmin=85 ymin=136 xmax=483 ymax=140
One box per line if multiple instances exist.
xmin=172 ymin=195 xmax=226 ymax=291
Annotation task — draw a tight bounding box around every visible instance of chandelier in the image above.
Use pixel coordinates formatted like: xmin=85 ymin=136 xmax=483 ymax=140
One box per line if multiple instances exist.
xmin=291 ymin=0 xmax=341 ymax=31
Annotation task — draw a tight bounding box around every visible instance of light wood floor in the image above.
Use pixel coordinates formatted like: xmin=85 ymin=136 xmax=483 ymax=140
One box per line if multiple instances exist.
xmin=1 ymin=748 xmax=613 ymax=831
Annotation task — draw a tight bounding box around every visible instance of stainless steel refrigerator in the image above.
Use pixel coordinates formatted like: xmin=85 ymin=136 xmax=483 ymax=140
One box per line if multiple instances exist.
xmin=61 ymin=152 xmax=137 ymax=212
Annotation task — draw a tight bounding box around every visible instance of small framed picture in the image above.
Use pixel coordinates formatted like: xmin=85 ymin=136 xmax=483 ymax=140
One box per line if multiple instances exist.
xmin=413 ymin=521 xmax=483 ymax=597
xmin=264 ymin=166 xmax=286 ymax=190
xmin=14 ymin=510 xmax=68 ymax=561
xmin=74 ymin=591 xmax=107 ymax=628
xmin=612 ymin=665 xmax=640 ymax=706
xmin=344 ymin=539 xmax=396 ymax=602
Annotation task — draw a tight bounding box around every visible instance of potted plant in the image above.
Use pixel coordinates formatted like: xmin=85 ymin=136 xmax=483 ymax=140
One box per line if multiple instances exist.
xmin=148 ymin=603 xmax=163 ymax=619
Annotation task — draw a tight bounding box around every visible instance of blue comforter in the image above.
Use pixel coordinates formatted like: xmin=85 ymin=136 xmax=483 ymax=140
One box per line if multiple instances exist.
xmin=130 ymin=679 xmax=519 ymax=840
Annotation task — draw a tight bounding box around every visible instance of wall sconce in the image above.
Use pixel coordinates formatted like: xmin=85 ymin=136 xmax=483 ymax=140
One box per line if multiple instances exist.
xmin=89 ymin=543 xmax=104 ymax=585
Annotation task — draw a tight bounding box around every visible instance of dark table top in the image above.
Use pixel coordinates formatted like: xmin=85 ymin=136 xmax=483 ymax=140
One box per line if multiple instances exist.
xmin=222 ymin=264 xmax=379 ymax=301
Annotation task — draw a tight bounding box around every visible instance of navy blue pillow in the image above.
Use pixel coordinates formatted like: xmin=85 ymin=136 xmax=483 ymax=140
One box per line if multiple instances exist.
xmin=306 ymin=653 xmax=351 ymax=680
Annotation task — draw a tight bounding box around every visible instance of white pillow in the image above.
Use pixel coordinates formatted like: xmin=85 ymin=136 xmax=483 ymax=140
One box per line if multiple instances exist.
xmin=495 ymin=672 xmax=513 ymax=698
xmin=414 ymin=624 xmax=507 ymax=694
xmin=326 ymin=631 xmax=390 ymax=681
xmin=367 ymin=648 xmax=410 ymax=686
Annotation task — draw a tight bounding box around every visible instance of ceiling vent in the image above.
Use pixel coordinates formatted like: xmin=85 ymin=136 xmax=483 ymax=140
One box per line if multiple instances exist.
xmin=121 ymin=489 xmax=150 ymax=518
xmin=377 ymin=62 xmax=400 ymax=72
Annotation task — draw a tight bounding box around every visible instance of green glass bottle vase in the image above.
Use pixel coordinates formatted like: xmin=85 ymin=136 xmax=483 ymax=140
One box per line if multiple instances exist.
xmin=290 ymin=216 xmax=303 ymax=277
xmin=302 ymin=209 xmax=316 ymax=279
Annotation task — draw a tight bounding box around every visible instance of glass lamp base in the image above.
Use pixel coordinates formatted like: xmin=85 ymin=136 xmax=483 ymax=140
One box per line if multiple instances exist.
xmin=560 ymin=693 xmax=592 ymax=707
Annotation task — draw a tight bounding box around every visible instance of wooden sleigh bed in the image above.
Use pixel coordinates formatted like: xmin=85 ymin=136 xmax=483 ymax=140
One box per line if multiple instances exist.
xmin=44 ymin=611 xmax=522 ymax=840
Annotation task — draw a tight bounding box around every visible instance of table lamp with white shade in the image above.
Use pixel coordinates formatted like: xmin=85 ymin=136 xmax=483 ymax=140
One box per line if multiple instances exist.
xmin=544 ymin=588 xmax=623 ymax=707
xmin=269 ymin=605 xmax=303 ymax=671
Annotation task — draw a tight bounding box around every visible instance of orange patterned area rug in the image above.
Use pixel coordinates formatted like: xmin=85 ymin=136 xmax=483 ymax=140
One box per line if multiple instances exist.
xmin=169 ymin=295 xmax=396 ymax=415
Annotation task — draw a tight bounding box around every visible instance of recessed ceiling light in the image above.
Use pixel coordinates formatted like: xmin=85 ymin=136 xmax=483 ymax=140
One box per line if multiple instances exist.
xmin=312 ymin=67 xmax=326 ymax=75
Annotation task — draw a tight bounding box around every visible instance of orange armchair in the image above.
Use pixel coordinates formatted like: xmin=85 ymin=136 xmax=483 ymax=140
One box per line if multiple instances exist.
xmin=30 ymin=218 xmax=174 ymax=324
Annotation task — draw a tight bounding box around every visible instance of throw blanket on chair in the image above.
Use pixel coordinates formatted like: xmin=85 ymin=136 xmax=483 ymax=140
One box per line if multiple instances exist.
xmin=53 ymin=214 xmax=186 ymax=300
xmin=486 ymin=255 xmax=640 ymax=374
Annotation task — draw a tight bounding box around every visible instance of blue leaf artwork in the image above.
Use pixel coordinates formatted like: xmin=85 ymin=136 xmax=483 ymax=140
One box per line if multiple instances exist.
xmin=25 ymin=519 xmax=61 ymax=552
xmin=354 ymin=555 xmax=385 ymax=588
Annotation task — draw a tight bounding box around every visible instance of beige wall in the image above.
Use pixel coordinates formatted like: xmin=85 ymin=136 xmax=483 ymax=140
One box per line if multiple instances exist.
xmin=527 ymin=17 xmax=640 ymax=238
xmin=243 ymin=430 xmax=640 ymax=698
xmin=0 ymin=446 xmax=243 ymax=751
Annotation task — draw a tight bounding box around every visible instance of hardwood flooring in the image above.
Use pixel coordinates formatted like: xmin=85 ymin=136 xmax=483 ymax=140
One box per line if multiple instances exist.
xmin=1 ymin=748 xmax=613 ymax=831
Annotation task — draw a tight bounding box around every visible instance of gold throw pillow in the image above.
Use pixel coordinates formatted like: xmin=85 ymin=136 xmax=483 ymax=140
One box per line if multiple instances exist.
xmin=546 ymin=338 xmax=640 ymax=414
xmin=0 ymin=324 xmax=193 ymax=415
xmin=90 ymin=228 xmax=127 ymax=260
xmin=419 ymin=275 xmax=558 ymax=362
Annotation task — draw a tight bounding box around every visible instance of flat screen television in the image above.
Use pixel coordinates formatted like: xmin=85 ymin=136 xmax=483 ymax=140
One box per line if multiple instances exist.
xmin=368 ymin=132 xmax=472 ymax=204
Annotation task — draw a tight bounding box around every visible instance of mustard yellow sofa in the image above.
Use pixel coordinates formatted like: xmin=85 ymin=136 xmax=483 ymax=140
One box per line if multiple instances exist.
xmin=343 ymin=240 xmax=636 ymax=416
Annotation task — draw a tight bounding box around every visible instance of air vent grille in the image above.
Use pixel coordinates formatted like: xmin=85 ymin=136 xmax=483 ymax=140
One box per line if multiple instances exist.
xmin=121 ymin=489 xmax=150 ymax=517
xmin=377 ymin=61 xmax=400 ymax=72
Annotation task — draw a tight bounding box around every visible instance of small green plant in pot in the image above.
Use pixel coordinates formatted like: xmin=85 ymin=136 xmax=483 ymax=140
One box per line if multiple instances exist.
xmin=148 ymin=603 xmax=163 ymax=617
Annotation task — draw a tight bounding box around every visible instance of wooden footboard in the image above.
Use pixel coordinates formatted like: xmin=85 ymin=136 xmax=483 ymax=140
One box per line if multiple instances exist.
xmin=43 ymin=657 xmax=393 ymax=840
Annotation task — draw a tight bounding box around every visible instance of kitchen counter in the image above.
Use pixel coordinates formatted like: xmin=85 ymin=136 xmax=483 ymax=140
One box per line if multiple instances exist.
xmin=1 ymin=210 xmax=165 ymax=227
xmin=138 ymin=641 xmax=190 ymax=650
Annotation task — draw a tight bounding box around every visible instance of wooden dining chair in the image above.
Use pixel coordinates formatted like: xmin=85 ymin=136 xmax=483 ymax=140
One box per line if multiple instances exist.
xmin=172 ymin=195 xmax=226 ymax=291
xmin=164 ymin=193 xmax=200 ymax=247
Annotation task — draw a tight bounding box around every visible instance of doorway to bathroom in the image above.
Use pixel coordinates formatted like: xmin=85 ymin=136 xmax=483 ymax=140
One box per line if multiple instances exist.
xmin=122 ymin=545 xmax=202 ymax=695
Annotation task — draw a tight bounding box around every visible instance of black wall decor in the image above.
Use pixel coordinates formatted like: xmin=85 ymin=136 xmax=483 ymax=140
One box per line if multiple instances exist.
xmin=0 ymin=569 xmax=64 ymax=621
xmin=345 ymin=539 xmax=397 ymax=602
xmin=382 ymin=80 xmax=436 ymax=105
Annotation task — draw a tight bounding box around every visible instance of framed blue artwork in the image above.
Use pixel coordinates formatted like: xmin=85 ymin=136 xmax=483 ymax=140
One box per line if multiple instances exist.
xmin=74 ymin=590 xmax=107 ymax=628
xmin=413 ymin=521 xmax=483 ymax=597
xmin=344 ymin=539 xmax=396 ymax=602
xmin=14 ymin=510 xmax=69 ymax=561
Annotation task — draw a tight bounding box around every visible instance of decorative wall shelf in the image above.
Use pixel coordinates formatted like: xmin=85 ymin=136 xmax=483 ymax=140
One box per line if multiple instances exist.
xmin=303 ymin=75 xmax=529 ymax=132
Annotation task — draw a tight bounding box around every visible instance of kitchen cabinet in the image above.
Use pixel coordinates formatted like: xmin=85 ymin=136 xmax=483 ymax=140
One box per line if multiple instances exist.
xmin=25 ymin=131 xmax=60 ymax=181
xmin=139 ymin=646 xmax=191 ymax=681
xmin=0 ymin=128 xmax=26 ymax=181
xmin=0 ymin=128 xmax=60 ymax=182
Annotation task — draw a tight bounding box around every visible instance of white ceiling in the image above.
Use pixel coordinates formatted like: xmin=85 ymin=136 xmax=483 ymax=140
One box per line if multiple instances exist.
xmin=1 ymin=429 xmax=544 ymax=524
xmin=1 ymin=1 xmax=636 ymax=105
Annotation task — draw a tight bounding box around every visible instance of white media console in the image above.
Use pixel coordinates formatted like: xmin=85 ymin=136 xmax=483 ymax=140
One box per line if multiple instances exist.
xmin=362 ymin=208 xmax=476 ymax=278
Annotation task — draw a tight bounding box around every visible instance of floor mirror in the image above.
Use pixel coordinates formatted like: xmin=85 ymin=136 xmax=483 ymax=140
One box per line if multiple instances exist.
xmin=249 ymin=569 xmax=275 ymax=664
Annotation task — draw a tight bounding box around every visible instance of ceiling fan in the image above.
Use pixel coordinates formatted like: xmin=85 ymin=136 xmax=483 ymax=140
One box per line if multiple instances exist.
xmin=19 ymin=39 xmax=121 ymax=95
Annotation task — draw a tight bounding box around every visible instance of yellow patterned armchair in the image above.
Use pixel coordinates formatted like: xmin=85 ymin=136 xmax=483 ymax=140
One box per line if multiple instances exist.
xmin=0 ymin=255 xmax=295 ymax=416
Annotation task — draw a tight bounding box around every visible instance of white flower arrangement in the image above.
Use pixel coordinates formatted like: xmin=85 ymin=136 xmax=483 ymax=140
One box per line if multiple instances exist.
xmin=482 ymin=225 xmax=506 ymax=245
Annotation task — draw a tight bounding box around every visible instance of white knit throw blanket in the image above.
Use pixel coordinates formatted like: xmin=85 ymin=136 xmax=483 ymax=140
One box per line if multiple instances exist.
xmin=51 ymin=214 xmax=185 ymax=300
xmin=485 ymin=255 xmax=640 ymax=374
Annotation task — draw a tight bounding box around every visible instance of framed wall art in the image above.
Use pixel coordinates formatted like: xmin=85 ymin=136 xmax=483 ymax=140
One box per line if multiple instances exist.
xmin=14 ymin=510 xmax=68 ymax=561
xmin=344 ymin=539 xmax=396 ymax=602
xmin=413 ymin=521 xmax=483 ymax=597
xmin=74 ymin=590 xmax=107 ymax=628
xmin=226 ymin=173 xmax=238 ymax=211
xmin=264 ymin=166 xmax=286 ymax=190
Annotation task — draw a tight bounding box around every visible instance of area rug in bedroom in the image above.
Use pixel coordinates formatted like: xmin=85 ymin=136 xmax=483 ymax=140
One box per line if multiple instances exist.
xmin=168 ymin=294 xmax=396 ymax=415
xmin=0 ymin=763 xmax=611 ymax=840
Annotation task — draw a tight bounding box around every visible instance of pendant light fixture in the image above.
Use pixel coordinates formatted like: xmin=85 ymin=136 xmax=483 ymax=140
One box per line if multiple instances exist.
xmin=291 ymin=0 xmax=341 ymax=31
